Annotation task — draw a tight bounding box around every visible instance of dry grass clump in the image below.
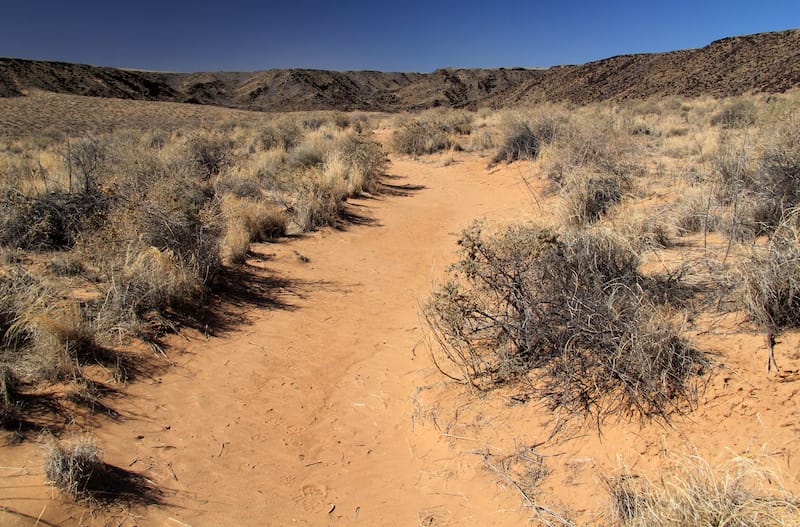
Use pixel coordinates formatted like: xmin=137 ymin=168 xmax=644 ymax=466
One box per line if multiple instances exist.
xmin=185 ymin=131 xmax=234 ymax=177
xmin=45 ymin=436 xmax=104 ymax=498
xmin=392 ymin=119 xmax=454 ymax=155
xmin=740 ymin=210 xmax=800 ymax=330
xmin=221 ymin=195 xmax=287 ymax=264
xmin=424 ymin=223 xmax=705 ymax=420
xmin=45 ymin=436 xmax=162 ymax=504
xmin=608 ymin=456 xmax=800 ymax=527
xmin=710 ymin=98 xmax=758 ymax=129
xmin=489 ymin=111 xmax=563 ymax=166
xmin=0 ymin=270 xmax=94 ymax=380
xmin=750 ymin=115 xmax=800 ymax=230
xmin=0 ymin=191 xmax=109 ymax=251
xmin=0 ymin=367 xmax=22 ymax=427
xmin=558 ymin=170 xmax=632 ymax=226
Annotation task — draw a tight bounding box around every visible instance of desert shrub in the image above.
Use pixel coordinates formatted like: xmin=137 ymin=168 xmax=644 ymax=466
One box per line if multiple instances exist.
xmin=214 ymin=171 xmax=263 ymax=199
xmin=102 ymin=246 xmax=203 ymax=326
xmin=434 ymin=110 xmax=474 ymax=135
xmin=257 ymin=120 xmax=303 ymax=151
xmin=467 ymin=129 xmax=495 ymax=152
xmin=608 ymin=456 xmax=800 ymax=527
xmin=45 ymin=437 xmax=103 ymax=498
xmin=45 ymin=436 xmax=162 ymax=504
xmin=0 ymin=270 xmax=41 ymax=353
xmin=46 ymin=255 xmax=86 ymax=277
xmin=559 ymin=170 xmax=631 ymax=226
xmin=711 ymin=99 xmax=757 ymax=129
xmin=392 ymin=120 xmax=452 ymax=155
xmin=136 ymin=179 xmax=221 ymax=282
xmin=0 ymin=191 xmax=109 ymax=251
xmin=290 ymin=169 xmax=348 ymax=231
xmin=0 ymin=367 xmax=22 ymax=428
xmin=712 ymin=134 xmax=757 ymax=206
xmin=424 ymin=223 xmax=705 ymax=419
xmin=288 ymin=140 xmax=326 ymax=169
xmin=65 ymin=136 xmax=106 ymax=194
xmin=671 ymin=190 xmax=724 ymax=235
xmin=490 ymin=123 xmax=540 ymax=166
xmin=541 ymin=115 xmax=641 ymax=188
xmin=614 ymin=208 xmax=674 ymax=251
xmin=186 ymin=132 xmax=234 ymax=177
xmin=221 ymin=195 xmax=287 ymax=264
xmin=332 ymin=111 xmax=351 ymax=129
xmin=740 ymin=211 xmax=800 ymax=330
xmin=749 ymin=118 xmax=800 ymax=231
xmin=335 ymin=134 xmax=388 ymax=194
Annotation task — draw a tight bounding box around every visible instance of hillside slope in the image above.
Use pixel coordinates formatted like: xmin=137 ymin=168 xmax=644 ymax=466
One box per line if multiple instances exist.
xmin=1 ymin=29 xmax=799 ymax=110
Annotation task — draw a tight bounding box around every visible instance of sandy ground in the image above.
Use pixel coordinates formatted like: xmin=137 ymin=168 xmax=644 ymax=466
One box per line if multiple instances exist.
xmin=3 ymin=151 xmax=800 ymax=526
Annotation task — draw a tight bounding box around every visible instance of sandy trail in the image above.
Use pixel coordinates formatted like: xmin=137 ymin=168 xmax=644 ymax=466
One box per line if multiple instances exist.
xmin=1 ymin=153 xmax=536 ymax=526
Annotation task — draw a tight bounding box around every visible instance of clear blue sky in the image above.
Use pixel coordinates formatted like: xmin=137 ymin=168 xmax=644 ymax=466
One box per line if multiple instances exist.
xmin=1 ymin=0 xmax=798 ymax=72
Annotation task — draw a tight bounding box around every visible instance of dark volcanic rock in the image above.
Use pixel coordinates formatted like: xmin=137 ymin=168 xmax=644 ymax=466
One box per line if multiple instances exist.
xmin=2 ymin=29 xmax=799 ymax=111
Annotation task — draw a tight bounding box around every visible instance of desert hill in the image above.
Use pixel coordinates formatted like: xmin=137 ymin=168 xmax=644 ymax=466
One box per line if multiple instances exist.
xmin=2 ymin=28 xmax=799 ymax=110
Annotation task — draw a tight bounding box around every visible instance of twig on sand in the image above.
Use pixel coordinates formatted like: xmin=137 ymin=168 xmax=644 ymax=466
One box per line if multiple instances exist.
xmin=477 ymin=452 xmax=576 ymax=527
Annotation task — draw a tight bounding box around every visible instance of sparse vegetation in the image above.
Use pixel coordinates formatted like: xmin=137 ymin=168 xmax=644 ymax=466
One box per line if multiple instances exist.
xmin=424 ymin=223 xmax=706 ymax=420
xmin=45 ymin=436 xmax=162 ymax=504
xmin=3 ymin=82 xmax=800 ymax=524
xmin=741 ymin=210 xmax=800 ymax=330
xmin=0 ymin=112 xmax=388 ymax=432
xmin=608 ymin=456 xmax=800 ymax=527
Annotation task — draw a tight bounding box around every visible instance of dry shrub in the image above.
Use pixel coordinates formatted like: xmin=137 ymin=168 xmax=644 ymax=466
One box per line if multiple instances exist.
xmin=185 ymin=131 xmax=234 ymax=177
xmin=427 ymin=109 xmax=474 ymax=135
xmin=424 ymin=223 xmax=705 ymax=420
xmin=608 ymin=455 xmax=800 ymax=527
xmin=257 ymin=119 xmax=303 ymax=151
xmin=0 ymin=271 xmax=92 ymax=380
xmin=391 ymin=120 xmax=453 ymax=155
xmin=0 ymin=366 xmax=22 ymax=427
xmin=740 ymin=210 xmax=800 ymax=330
xmin=490 ymin=112 xmax=562 ymax=166
xmin=750 ymin=115 xmax=800 ymax=230
xmin=467 ymin=128 xmax=495 ymax=152
xmin=288 ymin=138 xmax=327 ymax=169
xmin=221 ymin=195 xmax=287 ymax=264
xmin=45 ymin=436 xmax=162 ymax=504
xmin=45 ymin=437 xmax=103 ymax=498
xmin=710 ymin=99 xmax=757 ymax=129
xmin=214 ymin=171 xmax=263 ymax=199
xmin=613 ymin=207 xmax=674 ymax=251
xmin=135 ymin=179 xmax=221 ymax=284
xmin=334 ymin=133 xmax=387 ymax=194
xmin=558 ymin=170 xmax=631 ymax=226
xmin=0 ymin=191 xmax=109 ymax=251
xmin=290 ymin=169 xmax=348 ymax=231
xmin=671 ymin=189 xmax=724 ymax=235
xmin=102 ymin=246 xmax=203 ymax=327
xmin=65 ymin=136 xmax=106 ymax=194
xmin=490 ymin=123 xmax=540 ymax=166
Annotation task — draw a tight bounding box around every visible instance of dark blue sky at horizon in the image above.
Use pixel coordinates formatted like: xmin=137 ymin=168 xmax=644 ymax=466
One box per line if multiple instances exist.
xmin=1 ymin=0 xmax=798 ymax=73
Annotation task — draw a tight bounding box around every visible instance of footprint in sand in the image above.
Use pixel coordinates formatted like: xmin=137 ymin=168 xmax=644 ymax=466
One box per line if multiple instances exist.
xmin=295 ymin=483 xmax=329 ymax=512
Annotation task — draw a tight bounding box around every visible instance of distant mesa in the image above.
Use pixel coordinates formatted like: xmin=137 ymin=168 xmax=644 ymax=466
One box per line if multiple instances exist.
xmin=1 ymin=28 xmax=799 ymax=111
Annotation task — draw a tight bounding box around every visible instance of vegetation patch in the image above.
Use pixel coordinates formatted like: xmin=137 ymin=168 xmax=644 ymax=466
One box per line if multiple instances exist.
xmin=424 ymin=223 xmax=706 ymax=420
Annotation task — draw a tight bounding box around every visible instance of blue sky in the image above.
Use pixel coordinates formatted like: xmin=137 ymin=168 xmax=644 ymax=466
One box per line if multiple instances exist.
xmin=1 ymin=0 xmax=798 ymax=72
